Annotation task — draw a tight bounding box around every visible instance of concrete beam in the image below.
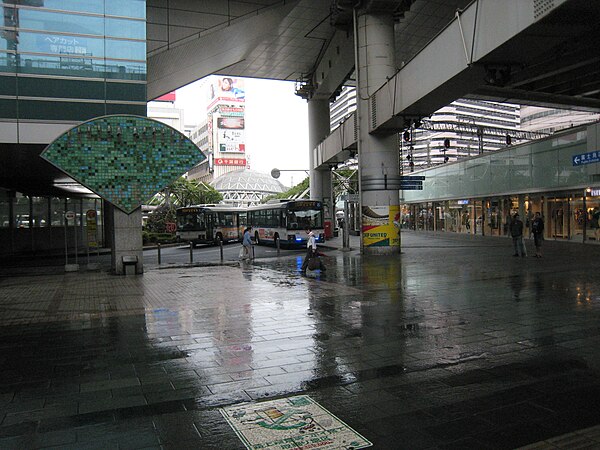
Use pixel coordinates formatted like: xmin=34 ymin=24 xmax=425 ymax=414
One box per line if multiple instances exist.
xmin=310 ymin=29 xmax=355 ymax=101
xmin=147 ymin=2 xmax=297 ymax=100
xmin=370 ymin=0 xmax=592 ymax=135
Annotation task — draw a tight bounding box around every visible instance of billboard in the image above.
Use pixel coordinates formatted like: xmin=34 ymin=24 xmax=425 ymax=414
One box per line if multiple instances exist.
xmin=208 ymin=77 xmax=245 ymax=103
xmin=155 ymin=92 xmax=176 ymax=102
xmin=362 ymin=205 xmax=401 ymax=248
xmin=205 ymin=77 xmax=247 ymax=167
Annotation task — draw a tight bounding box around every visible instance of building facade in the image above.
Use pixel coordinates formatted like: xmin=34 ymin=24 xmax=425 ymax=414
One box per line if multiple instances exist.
xmin=402 ymin=99 xmax=521 ymax=170
xmin=211 ymin=169 xmax=286 ymax=207
xmin=0 ymin=0 xmax=147 ymax=256
xmin=187 ymin=76 xmax=248 ymax=185
xmin=401 ymin=121 xmax=600 ymax=245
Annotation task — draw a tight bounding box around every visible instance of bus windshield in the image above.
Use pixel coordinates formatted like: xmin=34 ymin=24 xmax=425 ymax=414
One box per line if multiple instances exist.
xmin=177 ymin=210 xmax=206 ymax=231
xmin=286 ymin=207 xmax=323 ymax=230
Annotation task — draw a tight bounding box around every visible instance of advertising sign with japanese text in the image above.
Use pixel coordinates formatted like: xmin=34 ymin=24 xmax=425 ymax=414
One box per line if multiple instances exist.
xmin=361 ymin=205 xmax=401 ymax=248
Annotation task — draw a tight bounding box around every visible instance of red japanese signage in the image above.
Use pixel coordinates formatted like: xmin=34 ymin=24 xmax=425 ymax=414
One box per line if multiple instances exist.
xmin=214 ymin=158 xmax=246 ymax=166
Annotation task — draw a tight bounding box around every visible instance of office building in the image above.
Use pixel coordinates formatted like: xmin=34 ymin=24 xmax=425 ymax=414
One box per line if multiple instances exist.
xmin=187 ymin=76 xmax=247 ymax=185
xmin=1 ymin=0 xmax=147 ymax=256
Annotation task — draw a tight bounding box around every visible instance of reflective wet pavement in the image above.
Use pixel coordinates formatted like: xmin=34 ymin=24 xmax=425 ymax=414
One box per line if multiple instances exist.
xmin=1 ymin=231 xmax=600 ymax=449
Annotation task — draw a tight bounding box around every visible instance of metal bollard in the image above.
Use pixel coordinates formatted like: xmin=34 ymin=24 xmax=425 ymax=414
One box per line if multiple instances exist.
xmin=219 ymin=239 xmax=224 ymax=262
xmin=157 ymin=242 xmax=161 ymax=265
xmin=189 ymin=241 xmax=193 ymax=263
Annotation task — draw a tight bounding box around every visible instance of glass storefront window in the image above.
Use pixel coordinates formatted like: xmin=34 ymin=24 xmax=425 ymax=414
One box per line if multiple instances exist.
xmin=31 ymin=196 xmax=48 ymax=227
xmin=474 ymin=201 xmax=483 ymax=235
xmin=586 ymin=190 xmax=600 ymax=243
xmin=66 ymin=198 xmax=81 ymax=226
xmin=547 ymin=195 xmax=570 ymax=239
xmin=14 ymin=192 xmax=29 ymax=228
xmin=0 ymin=189 xmax=9 ymax=228
xmin=570 ymin=195 xmax=585 ymax=243
xmin=51 ymin=197 xmax=65 ymax=226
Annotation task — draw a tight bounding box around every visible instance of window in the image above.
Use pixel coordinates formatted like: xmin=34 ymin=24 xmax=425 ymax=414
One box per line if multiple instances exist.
xmin=51 ymin=197 xmax=65 ymax=226
xmin=66 ymin=197 xmax=81 ymax=226
xmin=31 ymin=196 xmax=48 ymax=227
xmin=14 ymin=192 xmax=30 ymax=228
xmin=0 ymin=189 xmax=9 ymax=228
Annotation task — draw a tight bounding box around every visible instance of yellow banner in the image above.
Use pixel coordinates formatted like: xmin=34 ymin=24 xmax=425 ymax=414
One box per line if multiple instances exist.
xmin=362 ymin=205 xmax=400 ymax=248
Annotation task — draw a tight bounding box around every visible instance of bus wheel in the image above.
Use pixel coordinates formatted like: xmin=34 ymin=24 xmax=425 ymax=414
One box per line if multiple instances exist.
xmin=254 ymin=231 xmax=260 ymax=245
xmin=214 ymin=233 xmax=223 ymax=245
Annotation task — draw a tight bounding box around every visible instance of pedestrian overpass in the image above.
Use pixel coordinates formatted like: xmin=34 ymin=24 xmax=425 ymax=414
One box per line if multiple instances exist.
xmin=146 ymin=0 xmax=600 ymax=253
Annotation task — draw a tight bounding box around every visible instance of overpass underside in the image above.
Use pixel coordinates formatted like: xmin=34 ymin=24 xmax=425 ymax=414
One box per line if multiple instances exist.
xmin=316 ymin=0 xmax=600 ymax=171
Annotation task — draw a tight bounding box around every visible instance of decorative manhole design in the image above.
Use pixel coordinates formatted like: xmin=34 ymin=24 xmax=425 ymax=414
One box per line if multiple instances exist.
xmin=220 ymin=395 xmax=372 ymax=450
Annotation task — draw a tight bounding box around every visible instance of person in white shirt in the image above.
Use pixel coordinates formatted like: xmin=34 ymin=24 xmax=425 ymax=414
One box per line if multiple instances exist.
xmin=300 ymin=228 xmax=325 ymax=273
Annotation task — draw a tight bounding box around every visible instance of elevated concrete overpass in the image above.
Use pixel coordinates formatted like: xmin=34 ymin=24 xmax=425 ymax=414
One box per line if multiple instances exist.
xmin=3 ymin=0 xmax=598 ymax=256
xmin=147 ymin=1 xmax=600 ymax=252
xmin=314 ymin=0 xmax=600 ymax=171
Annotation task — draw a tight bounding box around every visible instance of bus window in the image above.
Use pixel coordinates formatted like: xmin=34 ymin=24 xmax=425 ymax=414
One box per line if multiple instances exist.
xmin=288 ymin=212 xmax=298 ymax=229
xmin=178 ymin=213 xmax=197 ymax=230
xmin=289 ymin=209 xmax=323 ymax=229
xmin=198 ymin=212 xmax=206 ymax=230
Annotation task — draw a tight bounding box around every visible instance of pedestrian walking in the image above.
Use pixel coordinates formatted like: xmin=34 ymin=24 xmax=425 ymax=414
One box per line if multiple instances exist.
xmin=531 ymin=212 xmax=544 ymax=258
xmin=510 ymin=213 xmax=527 ymax=257
xmin=300 ymin=227 xmax=326 ymax=274
xmin=241 ymin=226 xmax=253 ymax=260
xmin=591 ymin=207 xmax=600 ymax=241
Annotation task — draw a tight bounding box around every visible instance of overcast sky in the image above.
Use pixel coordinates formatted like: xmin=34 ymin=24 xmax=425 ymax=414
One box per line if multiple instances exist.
xmin=175 ymin=77 xmax=309 ymax=188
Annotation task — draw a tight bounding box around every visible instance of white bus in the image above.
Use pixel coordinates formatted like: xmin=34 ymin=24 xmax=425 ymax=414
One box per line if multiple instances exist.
xmin=247 ymin=200 xmax=325 ymax=247
xmin=176 ymin=205 xmax=246 ymax=246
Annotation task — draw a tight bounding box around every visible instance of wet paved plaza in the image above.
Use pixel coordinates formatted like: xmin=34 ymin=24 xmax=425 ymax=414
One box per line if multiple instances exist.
xmin=1 ymin=231 xmax=600 ymax=449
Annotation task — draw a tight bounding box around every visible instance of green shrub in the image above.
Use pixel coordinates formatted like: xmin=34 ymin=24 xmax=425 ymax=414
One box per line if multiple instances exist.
xmin=143 ymin=232 xmax=176 ymax=245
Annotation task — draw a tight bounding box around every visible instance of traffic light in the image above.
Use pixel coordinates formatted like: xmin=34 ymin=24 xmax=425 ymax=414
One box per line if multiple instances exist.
xmin=444 ymin=138 xmax=450 ymax=148
xmin=506 ymin=134 xmax=512 ymax=146
xmin=403 ymin=130 xmax=410 ymax=142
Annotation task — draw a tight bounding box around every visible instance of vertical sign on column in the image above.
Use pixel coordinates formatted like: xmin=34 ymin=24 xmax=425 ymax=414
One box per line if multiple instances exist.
xmin=86 ymin=209 xmax=98 ymax=269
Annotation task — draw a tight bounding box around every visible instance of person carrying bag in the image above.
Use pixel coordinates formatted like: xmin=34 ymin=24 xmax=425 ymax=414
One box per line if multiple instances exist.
xmin=300 ymin=227 xmax=326 ymax=274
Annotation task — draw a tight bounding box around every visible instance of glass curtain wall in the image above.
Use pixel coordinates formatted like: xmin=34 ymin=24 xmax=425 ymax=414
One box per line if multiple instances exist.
xmin=0 ymin=0 xmax=146 ymax=122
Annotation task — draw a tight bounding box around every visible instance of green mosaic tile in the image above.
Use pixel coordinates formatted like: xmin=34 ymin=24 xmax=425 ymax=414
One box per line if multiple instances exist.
xmin=41 ymin=115 xmax=206 ymax=214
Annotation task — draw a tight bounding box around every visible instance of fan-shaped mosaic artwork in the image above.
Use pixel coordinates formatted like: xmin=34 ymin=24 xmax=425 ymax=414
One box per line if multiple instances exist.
xmin=41 ymin=115 xmax=206 ymax=214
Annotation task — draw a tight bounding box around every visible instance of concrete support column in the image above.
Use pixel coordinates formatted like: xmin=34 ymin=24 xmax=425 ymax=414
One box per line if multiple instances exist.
xmin=355 ymin=11 xmax=399 ymax=254
xmin=110 ymin=205 xmax=143 ymax=275
xmin=308 ymin=98 xmax=333 ymax=232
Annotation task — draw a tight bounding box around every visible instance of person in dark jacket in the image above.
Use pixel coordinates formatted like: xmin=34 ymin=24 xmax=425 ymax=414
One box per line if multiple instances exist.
xmin=531 ymin=212 xmax=544 ymax=258
xmin=300 ymin=228 xmax=326 ymax=274
xmin=510 ymin=213 xmax=526 ymax=257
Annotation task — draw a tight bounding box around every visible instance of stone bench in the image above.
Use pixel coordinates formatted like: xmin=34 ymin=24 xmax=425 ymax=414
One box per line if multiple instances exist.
xmin=122 ymin=255 xmax=138 ymax=275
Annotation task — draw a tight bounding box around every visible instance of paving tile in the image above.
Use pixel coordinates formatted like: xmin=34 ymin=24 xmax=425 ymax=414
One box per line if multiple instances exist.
xmin=2 ymin=233 xmax=600 ymax=448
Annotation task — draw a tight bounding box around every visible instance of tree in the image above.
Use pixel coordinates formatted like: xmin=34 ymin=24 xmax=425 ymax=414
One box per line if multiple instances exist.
xmin=149 ymin=177 xmax=223 ymax=207
xmin=145 ymin=177 xmax=223 ymax=232
xmin=261 ymin=168 xmax=358 ymax=204
xmin=262 ymin=177 xmax=309 ymax=203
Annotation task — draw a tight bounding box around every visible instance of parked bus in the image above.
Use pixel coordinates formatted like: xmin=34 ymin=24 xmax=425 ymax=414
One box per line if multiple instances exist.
xmin=176 ymin=205 xmax=246 ymax=246
xmin=247 ymin=199 xmax=325 ymax=247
